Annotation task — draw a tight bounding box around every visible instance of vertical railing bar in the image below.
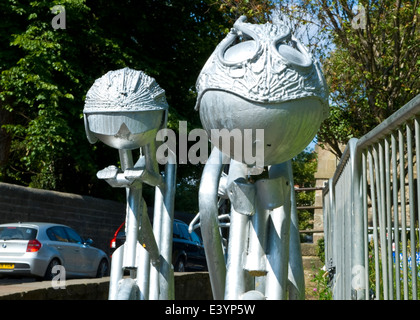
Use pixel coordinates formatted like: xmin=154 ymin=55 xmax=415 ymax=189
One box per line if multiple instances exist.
xmin=384 ymin=137 xmax=394 ymax=300
xmin=391 ymin=132 xmax=401 ymax=300
xmin=406 ymin=122 xmax=417 ymax=299
xmin=374 ymin=143 xmax=388 ymax=299
xmin=340 ymin=168 xmax=345 ymax=299
xmin=333 ymin=181 xmax=340 ymax=299
xmin=378 ymin=141 xmax=389 ymax=299
xmin=398 ymin=127 xmax=409 ymax=300
xmin=344 ymin=162 xmax=351 ymax=299
xmin=414 ymin=116 xmax=420 ymax=299
xmin=329 ymin=178 xmax=338 ymax=299
xmin=346 ymin=162 xmax=352 ymax=299
xmin=368 ymin=147 xmax=380 ymax=299
xmin=339 ymin=169 xmax=346 ymax=299
xmin=342 ymin=166 xmax=348 ymax=299
xmin=323 ymin=186 xmax=332 ymax=292
xmin=338 ymin=168 xmax=343 ymax=299
xmin=362 ymin=150 xmax=370 ymax=300
xmin=333 ymin=182 xmax=338 ymax=299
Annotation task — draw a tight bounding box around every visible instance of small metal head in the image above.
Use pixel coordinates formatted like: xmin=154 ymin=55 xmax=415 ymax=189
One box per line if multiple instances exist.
xmin=84 ymin=68 xmax=168 ymax=150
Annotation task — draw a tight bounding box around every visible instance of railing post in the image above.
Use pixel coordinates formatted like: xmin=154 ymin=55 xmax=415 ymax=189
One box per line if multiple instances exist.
xmin=349 ymin=138 xmax=366 ymax=300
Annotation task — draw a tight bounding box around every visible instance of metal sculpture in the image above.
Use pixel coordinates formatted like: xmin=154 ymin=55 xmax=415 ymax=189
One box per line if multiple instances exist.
xmin=84 ymin=68 xmax=176 ymax=300
xmin=193 ymin=16 xmax=329 ymax=300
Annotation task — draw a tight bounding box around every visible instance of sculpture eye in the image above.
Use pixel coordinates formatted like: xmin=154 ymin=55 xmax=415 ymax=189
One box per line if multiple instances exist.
xmin=275 ymin=39 xmax=312 ymax=69
xmin=218 ymin=31 xmax=259 ymax=66
xmin=223 ymin=38 xmax=258 ymax=64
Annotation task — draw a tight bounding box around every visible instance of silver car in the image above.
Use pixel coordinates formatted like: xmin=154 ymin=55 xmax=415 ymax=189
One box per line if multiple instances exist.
xmin=0 ymin=222 xmax=109 ymax=280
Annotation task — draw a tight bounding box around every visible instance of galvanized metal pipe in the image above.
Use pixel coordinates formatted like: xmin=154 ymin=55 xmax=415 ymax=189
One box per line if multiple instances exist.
xmin=264 ymin=162 xmax=291 ymax=300
xmin=349 ymin=138 xmax=366 ymax=300
xmin=108 ymin=244 xmax=124 ymax=300
xmin=198 ymin=148 xmax=229 ymax=300
xmin=368 ymin=147 xmax=380 ymax=299
xmin=391 ymin=132 xmax=401 ymax=300
xmin=158 ymin=151 xmax=176 ymax=300
xmin=398 ymin=128 xmax=409 ymax=299
xmin=384 ymin=138 xmax=393 ymax=300
xmin=406 ymin=123 xmax=417 ymax=298
xmin=224 ymin=159 xmax=251 ymax=300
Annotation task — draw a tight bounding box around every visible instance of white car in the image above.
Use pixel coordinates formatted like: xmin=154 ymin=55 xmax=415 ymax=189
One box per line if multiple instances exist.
xmin=0 ymin=222 xmax=109 ymax=280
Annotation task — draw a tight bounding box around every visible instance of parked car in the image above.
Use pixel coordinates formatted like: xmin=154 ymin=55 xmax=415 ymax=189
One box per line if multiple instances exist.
xmin=110 ymin=219 xmax=207 ymax=272
xmin=0 ymin=222 xmax=109 ymax=280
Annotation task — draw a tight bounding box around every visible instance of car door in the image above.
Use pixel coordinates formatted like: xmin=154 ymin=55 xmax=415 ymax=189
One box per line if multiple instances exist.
xmin=63 ymin=227 xmax=93 ymax=275
xmin=46 ymin=226 xmax=79 ymax=273
xmin=189 ymin=230 xmax=206 ymax=268
xmin=178 ymin=223 xmax=202 ymax=268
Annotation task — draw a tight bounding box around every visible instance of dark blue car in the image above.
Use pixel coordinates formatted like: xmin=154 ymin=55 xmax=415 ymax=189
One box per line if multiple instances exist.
xmin=110 ymin=219 xmax=207 ymax=272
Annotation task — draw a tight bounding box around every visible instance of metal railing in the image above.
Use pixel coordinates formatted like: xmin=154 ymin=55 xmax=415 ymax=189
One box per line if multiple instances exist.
xmin=323 ymin=94 xmax=420 ymax=300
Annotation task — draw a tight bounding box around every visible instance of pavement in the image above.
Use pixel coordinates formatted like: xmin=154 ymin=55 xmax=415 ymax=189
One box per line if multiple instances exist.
xmin=0 ymin=277 xmax=110 ymax=300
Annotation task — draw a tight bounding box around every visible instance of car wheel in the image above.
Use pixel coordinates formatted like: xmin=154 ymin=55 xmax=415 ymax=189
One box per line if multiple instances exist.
xmin=174 ymin=258 xmax=185 ymax=272
xmin=96 ymin=259 xmax=109 ymax=278
xmin=44 ymin=259 xmax=60 ymax=280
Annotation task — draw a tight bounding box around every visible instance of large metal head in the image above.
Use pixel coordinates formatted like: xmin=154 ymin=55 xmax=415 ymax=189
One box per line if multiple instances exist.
xmin=196 ymin=16 xmax=329 ymax=166
xmin=84 ymin=68 xmax=168 ymax=150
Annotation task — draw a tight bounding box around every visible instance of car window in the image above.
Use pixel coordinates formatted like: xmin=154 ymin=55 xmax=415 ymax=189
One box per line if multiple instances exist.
xmin=190 ymin=231 xmax=201 ymax=244
xmin=47 ymin=226 xmax=69 ymax=242
xmin=65 ymin=227 xmax=84 ymax=244
xmin=178 ymin=224 xmax=192 ymax=241
xmin=173 ymin=223 xmax=182 ymax=239
xmin=0 ymin=227 xmax=37 ymax=240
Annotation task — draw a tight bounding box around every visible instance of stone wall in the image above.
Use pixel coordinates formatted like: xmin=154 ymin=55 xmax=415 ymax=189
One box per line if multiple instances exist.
xmin=0 ymin=182 xmax=196 ymax=256
xmin=313 ymin=144 xmax=340 ymax=243
xmin=0 ymin=273 xmax=212 ymax=300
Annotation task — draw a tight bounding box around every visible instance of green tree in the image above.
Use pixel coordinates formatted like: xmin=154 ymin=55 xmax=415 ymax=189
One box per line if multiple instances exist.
xmin=214 ymin=0 xmax=275 ymax=26
xmin=292 ymin=149 xmax=318 ymax=233
xmin=0 ymin=0 xmax=127 ymax=193
xmin=277 ymin=0 xmax=420 ymax=157
xmin=0 ymin=0 xmax=227 ymax=211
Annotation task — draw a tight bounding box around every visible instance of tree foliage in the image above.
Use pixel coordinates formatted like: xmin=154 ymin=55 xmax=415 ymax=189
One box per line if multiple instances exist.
xmin=215 ymin=0 xmax=275 ymax=27
xmin=292 ymin=148 xmax=318 ymax=232
xmin=0 ymin=0 xmax=227 ymax=209
xmin=277 ymin=0 xmax=420 ymax=157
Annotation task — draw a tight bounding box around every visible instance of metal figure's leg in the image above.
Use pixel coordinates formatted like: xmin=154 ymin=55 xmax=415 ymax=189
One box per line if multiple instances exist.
xmin=151 ymin=149 xmax=176 ymax=300
xmin=150 ymin=188 xmax=163 ymax=300
xmin=108 ymin=244 xmax=124 ymax=300
xmin=116 ymin=278 xmax=140 ymax=300
xmin=136 ymin=198 xmax=157 ymax=300
xmin=198 ymin=148 xmax=229 ymax=300
xmin=124 ymin=186 xmax=142 ymax=269
xmin=159 ymin=156 xmax=176 ymax=300
xmin=245 ymin=194 xmax=269 ymax=277
xmin=224 ymin=207 xmax=250 ymax=299
xmin=264 ymin=162 xmax=292 ymax=300
xmin=224 ymin=159 xmax=253 ymax=300
xmin=118 ymin=149 xmax=142 ymax=270
xmin=137 ymin=243 xmax=150 ymax=300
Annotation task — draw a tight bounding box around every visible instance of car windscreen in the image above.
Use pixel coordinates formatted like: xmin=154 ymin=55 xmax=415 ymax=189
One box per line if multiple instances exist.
xmin=0 ymin=226 xmax=37 ymax=240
